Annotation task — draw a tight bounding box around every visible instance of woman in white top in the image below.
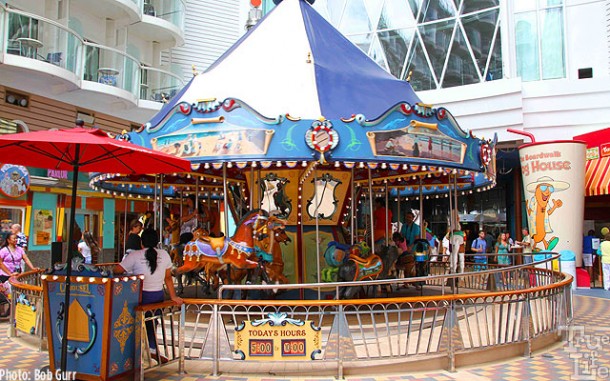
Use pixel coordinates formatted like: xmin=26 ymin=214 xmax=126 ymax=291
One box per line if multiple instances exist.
xmin=114 ymin=228 xmax=182 ymax=363
xmin=78 ymin=231 xmax=100 ymax=264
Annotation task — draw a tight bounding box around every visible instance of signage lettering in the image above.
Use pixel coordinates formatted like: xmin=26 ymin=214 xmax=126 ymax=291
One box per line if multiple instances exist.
xmin=520 ymin=150 xmax=572 ymax=177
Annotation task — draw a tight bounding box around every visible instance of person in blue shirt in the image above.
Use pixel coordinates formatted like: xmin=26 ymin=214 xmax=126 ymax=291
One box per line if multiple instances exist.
xmin=583 ymin=229 xmax=596 ymax=278
xmin=400 ymin=211 xmax=420 ymax=254
xmin=471 ymin=230 xmax=487 ymax=270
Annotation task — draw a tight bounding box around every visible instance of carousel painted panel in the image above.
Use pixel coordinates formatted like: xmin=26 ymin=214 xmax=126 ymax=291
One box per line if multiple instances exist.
xmin=44 ymin=279 xmax=109 ymax=377
xmin=107 ymin=278 xmax=141 ymax=378
xmin=300 ymin=170 xmax=351 ymax=226
xmin=246 ymin=169 xmax=300 ymax=225
xmin=302 ymin=228 xmax=335 ymax=285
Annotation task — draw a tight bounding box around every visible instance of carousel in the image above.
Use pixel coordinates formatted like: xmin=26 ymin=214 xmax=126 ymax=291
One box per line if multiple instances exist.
xmin=90 ymin=0 xmax=497 ymax=297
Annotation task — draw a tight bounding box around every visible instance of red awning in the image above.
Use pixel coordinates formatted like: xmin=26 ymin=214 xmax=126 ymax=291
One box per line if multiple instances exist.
xmin=575 ymin=127 xmax=610 ymax=196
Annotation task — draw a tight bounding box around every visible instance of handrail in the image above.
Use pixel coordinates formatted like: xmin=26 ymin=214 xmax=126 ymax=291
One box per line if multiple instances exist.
xmin=141 ymin=66 xmax=184 ymax=82
xmin=2 ymin=7 xmax=85 ymax=44
xmin=83 ymin=41 xmax=141 ymax=66
xmin=216 ymin=253 xmax=563 ymax=298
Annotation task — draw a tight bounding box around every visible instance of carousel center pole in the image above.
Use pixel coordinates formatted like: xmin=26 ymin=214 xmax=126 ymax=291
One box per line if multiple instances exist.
xmin=385 ymin=181 xmax=389 ymax=244
xmin=419 ymin=178 xmax=424 ymax=239
xmin=153 ymin=174 xmax=158 ymax=230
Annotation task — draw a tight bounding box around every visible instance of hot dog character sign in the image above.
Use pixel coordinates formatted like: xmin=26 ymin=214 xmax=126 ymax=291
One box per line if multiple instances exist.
xmin=525 ymin=176 xmax=569 ymax=251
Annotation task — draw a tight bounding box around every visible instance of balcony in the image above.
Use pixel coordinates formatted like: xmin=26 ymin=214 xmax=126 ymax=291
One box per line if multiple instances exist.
xmin=69 ymin=0 xmax=142 ymax=24
xmin=1 ymin=7 xmax=83 ymax=92
xmin=0 ymin=5 xmax=185 ymax=122
xmin=80 ymin=42 xmax=141 ymax=104
xmin=129 ymin=0 xmax=186 ymax=46
xmin=139 ymin=66 xmax=184 ymax=110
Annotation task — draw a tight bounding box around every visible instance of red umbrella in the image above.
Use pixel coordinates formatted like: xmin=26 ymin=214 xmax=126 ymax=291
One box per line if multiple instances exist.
xmin=0 ymin=124 xmax=191 ymax=373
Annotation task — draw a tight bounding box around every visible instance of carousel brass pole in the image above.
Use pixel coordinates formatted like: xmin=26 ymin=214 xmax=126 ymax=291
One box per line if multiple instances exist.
xmin=195 ymin=175 xmax=200 ymax=229
xmin=350 ymin=167 xmax=355 ymax=246
xmin=448 ymin=173 xmax=455 ymax=294
xmin=249 ymin=165 xmax=254 ymax=210
xmin=385 ymin=181 xmax=389 ymax=244
xmin=419 ymin=176 xmax=426 ymax=238
xmin=368 ymin=167 xmax=374 ymax=254
xmin=122 ymin=196 xmax=128 ymax=260
xmin=397 ymin=185 xmax=401 ymax=238
xmin=223 ymin=163 xmax=229 ymax=235
xmin=314 ymin=167 xmax=321 ymax=300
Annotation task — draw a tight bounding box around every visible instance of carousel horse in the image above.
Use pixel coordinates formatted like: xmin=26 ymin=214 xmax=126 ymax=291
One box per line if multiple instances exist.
xmin=322 ymin=241 xmax=383 ymax=299
xmin=183 ymin=213 xmax=288 ymax=298
xmin=174 ymin=210 xmax=270 ymax=278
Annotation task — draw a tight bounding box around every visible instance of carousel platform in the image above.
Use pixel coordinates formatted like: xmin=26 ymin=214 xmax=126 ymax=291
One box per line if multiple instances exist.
xmin=1 ymin=289 xmax=608 ymax=381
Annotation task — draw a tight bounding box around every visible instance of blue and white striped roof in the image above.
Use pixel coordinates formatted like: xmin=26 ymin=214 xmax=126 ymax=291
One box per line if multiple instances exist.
xmin=149 ymin=0 xmax=420 ymax=126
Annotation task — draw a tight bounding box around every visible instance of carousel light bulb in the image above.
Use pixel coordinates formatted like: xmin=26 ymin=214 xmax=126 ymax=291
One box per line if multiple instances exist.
xmin=252 ymin=162 xmax=257 ymax=168
xmin=334 ymin=162 xmax=340 ymax=167
xmin=276 ymin=161 xmax=282 ymax=167
xmin=302 ymin=161 xmax=307 ymax=167
xmin=422 ymin=166 xmax=427 ymax=171
xmin=381 ymin=163 xmax=387 ymax=169
xmin=298 ymin=195 xmax=302 ymax=199
xmin=359 ymin=162 xmax=364 ymax=168
xmin=298 ymin=212 xmax=302 ymax=217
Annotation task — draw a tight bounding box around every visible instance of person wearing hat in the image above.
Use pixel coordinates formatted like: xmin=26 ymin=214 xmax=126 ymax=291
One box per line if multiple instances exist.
xmin=525 ymin=176 xmax=569 ymax=251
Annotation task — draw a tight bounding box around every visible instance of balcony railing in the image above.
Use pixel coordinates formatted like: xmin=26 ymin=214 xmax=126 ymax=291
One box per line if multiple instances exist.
xmin=142 ymin=0 xmax=186 ymax=31
xmin=83 ymin=42 xmax=141 ymax=97
xmin=141 ymin=67 xmax=183 ymax=102
xmin=2 ymin=7 xmax=83 ymax=77
xmin=0 ymin=6 xmax=185 ymax=105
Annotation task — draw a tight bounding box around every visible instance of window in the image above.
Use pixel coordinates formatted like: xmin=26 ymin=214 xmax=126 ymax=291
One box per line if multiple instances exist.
xmin=303 ymin=0 xmax=502 ymax=90
xmin=514 ymin=0 xmax=565 ymax=81
xmin=0 ymin=207 xmax=25 ymax=244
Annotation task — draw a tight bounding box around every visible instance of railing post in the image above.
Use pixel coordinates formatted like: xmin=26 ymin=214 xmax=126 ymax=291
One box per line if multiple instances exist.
xmin=136 ymin=309 xmax=145 ymax=381
xmin=337 ymin=304 xmax=344 ymax=380
xmin=212 ymin=303 xmax=219 ymax=376
xmin=448 ymin=299 xmax=455 ymax=372
xmin=8 ymin=287 xmax=16 ymax=337
xmin=523 ymin=291 xmax=532 ymax=357
xmin=178 ymin=304 xmax=185 ymax=374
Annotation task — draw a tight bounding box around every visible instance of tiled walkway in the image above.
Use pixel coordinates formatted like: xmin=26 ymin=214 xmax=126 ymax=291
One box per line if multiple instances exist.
xmin=1 ymin=289 xmax=609 ymax=380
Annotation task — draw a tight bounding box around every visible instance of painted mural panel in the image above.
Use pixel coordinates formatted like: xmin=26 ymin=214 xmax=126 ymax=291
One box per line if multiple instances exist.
xmin=367 ymin=122 xmax=466 ymax=163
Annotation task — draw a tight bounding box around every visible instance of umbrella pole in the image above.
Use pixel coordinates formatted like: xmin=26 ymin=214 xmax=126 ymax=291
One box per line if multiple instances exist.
xmin=60 ymin=146 xmax=80 ymax=374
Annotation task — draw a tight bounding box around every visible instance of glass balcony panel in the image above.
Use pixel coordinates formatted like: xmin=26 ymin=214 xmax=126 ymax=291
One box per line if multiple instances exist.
xmin=145 ymin=0 xmax=186 ymax=31
xmin=143 ymin=67 xmax=184 ymax=103
xmin=84 ymin=43 xmax=140 ymax=97
xmin=5 ymin=10 xmax=82 ymax=77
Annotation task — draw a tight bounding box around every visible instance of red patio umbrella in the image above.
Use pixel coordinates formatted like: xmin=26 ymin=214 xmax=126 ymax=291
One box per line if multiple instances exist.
xmin=0 ymin=123 xmax=191 ymax=373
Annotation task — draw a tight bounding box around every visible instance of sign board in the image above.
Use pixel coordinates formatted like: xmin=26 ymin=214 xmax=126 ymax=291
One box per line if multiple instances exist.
xmin=519 ymin=141 xmax=586 ymax=266
xmin=15 ymin=294 xmax=37 ymax=335
xmin=234 ymin=312 xmax=321 ymax=361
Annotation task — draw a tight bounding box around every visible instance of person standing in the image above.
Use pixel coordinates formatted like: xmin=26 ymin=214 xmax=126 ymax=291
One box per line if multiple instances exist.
xmin=471 ymin=230 xmax=487 ymax=270
xmin=114 ymin=229 xmax=183 ymax=362
xmin=517 ymin=228 xmax=533 ymax=264
xmin=125 ymin=219 xmax=143 ymax=259
xmin=450 ymin=227 xmax=465 ymax=273
xmin=495 ymin=233 xmax=511 ymax=265
xmin=180 ymin=195 xmax=203 ymax=235
xmin=78 ymin=231 xmax=100 ymax=264
xmin=10 ymin=224 xmax=27 ymax=250
xmin=373 ymin=198 xmax=392 ymax=244
xmin=583 ymin=229 xmax=596 ymax=278
xmin=0 ymin=233 xmax=36 ymax=317
xmin=400 ymin=211 xmax=420 ymax=254
xmin=599 ymin=234 xmax=610 ymax=291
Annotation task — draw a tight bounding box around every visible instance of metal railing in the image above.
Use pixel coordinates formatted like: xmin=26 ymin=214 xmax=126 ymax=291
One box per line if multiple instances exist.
xmin=8 ymin=269 xmax=46 ymax=351
xmin=7 ymin=256 xmax=572 ymax=379
xmin=134 ymin=255 xmax=572 ymax=379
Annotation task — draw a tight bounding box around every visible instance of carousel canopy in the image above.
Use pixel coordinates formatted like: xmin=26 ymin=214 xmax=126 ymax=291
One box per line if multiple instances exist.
xmin=96 ymin=0 xmax=496 ymax=201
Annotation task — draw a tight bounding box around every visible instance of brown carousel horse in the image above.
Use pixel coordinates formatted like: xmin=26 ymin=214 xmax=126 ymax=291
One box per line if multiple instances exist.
xmin=207 ymin=214 xmax=289 ymax=298
xmin=174 ymin=210 xmax=288 ymax=297
xmin=174 ymin=210 xmax=266 ymax=277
